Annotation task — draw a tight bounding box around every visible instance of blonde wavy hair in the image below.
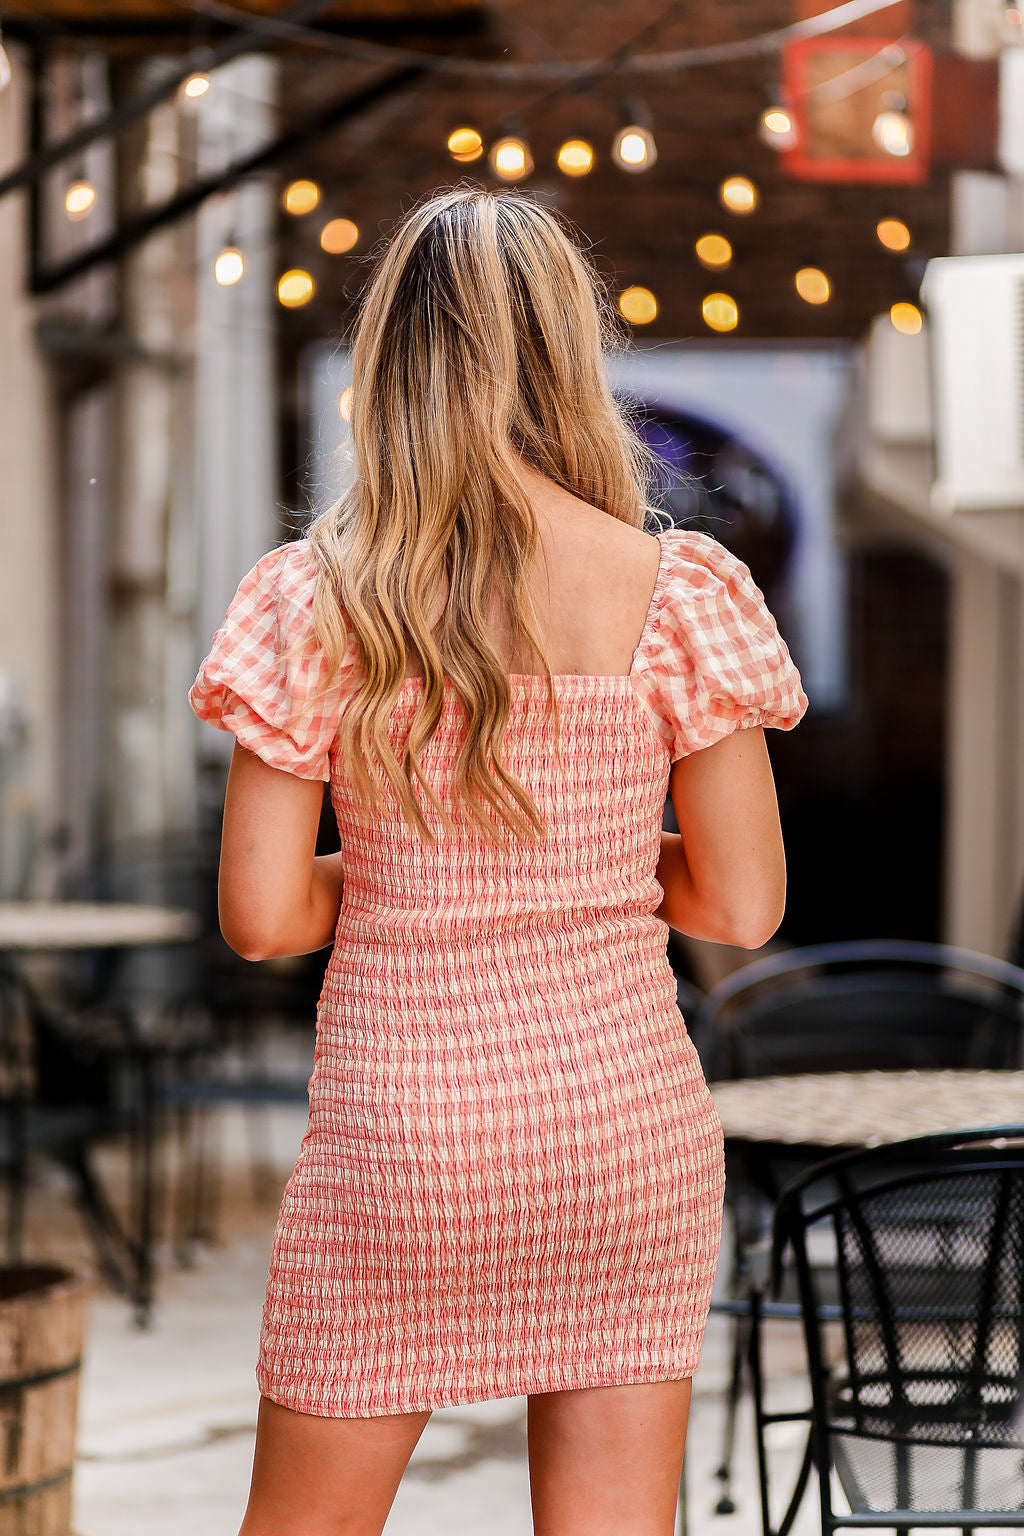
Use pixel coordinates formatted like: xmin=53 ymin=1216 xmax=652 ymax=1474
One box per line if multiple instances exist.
xmin=307 ymin=186 xmax=651 ymax=843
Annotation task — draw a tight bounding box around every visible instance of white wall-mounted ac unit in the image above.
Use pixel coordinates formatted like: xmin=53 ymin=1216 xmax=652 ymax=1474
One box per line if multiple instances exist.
xmin=921 ymin=253 xmax=1024 ymax=514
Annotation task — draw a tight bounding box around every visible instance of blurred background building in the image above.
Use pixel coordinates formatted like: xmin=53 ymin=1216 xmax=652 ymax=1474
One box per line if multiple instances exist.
xmin=1 ymin=0 xmax=1023 ymax=968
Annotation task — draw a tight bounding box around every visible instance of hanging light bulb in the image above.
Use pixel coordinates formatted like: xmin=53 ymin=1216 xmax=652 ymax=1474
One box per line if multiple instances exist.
xmin=872 ymin=94 xmax=913 ymax=157
xmin=872 ymin=110 xmax=912 ymax=156
xmin=695 ymin=234 xmax=732 ymax=270
xmin=556 ymin=139 xmax=595 ymax=177
xmin=719 ymin=176 xmax=758 ymax=214
xmin=795 ymin=267 xmax=830 ymax=305
xmin=759 ymin=105 xmax=797 ymax=150
xmin=618 ymin=286 xmax=658 ymax=325
xmin=277 ymin=269 xmax=315 ymax=308
xmin=214 ymin=246 xmax=245 ymax=286
xmin=876 ymin=217 xmax=911 ymax=251
xmin=64 ymin=178 xmax=96 ymax=221
xmin=320 ymin=218 xmax=359 ymax=254
xmin=612 ymin=124 xmax=657 ymax=173
xmin=447 ymin=127 xmax=484 ymax=163
xmin=702 ymin=293 xmax=739 ymax=333
xmin=282 ymin=179 xmax=320 ymax=215
xmin=489 ymin=136 xmax=533 ymax=181
xmin=182 ymin=72 xmax=210 ymax=100
xmin=889 ymin=301 xmax=922 ymax=335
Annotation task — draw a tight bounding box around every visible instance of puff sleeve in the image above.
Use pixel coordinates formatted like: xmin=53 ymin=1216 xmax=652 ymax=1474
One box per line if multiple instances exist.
xmin=633 ymin=529 xmax=808 ymax=763
xmin=188 ymin=540 xmax=353 ymax=782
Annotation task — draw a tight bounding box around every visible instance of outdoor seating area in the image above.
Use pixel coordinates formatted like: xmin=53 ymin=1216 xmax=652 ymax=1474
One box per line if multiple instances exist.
xmin=3 ymin=0 xmax=1024 ymax=1532
xmin=6 ymin=924 xmax=1024 ymax=1531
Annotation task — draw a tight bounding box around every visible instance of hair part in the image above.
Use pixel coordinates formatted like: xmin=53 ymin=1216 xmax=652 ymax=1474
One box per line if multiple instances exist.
xmin=307 ymin=186 xmax=652 ymax=843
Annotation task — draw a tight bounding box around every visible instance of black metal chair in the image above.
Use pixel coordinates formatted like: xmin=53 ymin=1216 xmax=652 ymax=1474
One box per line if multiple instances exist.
xmin=690 ymin=939 xmax=1024 ymax=1515
xmin=65 ymin=829 xmax=323 ymax=1260
xmin=751 ymin=1127 xmax=1024 ymax=1535
xmin=0 ymin=962 xmax=157 ymax=1322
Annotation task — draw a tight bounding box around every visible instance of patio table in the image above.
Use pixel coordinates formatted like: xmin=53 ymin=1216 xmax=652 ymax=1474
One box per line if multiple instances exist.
xmin=0 ymin=900 xmax=200 ymax=1324
xmin=0 ymin=900 xmax=199 ymax=950
xmin=711 ymin=1068 xmax=1024 ymax=1150
xmin=709 ymin=1070 xmax=1024 ymax=1531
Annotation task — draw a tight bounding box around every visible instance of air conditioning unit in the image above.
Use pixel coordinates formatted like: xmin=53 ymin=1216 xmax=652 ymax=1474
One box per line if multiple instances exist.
xmin=921 ymin=253 xmax=1024 ymax=513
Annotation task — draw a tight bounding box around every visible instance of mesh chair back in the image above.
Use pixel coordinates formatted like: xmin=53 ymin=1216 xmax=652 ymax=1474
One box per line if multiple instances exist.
xmin=776 ymin=1130 xmax=1024 ymax=1523
xmin=693 ymin=942 xmax=1024 ymax=1083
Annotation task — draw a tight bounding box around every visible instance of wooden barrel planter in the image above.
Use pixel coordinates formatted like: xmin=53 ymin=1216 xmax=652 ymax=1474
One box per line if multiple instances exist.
xmin=0 ymin=1266 xmax=89 ymax=1536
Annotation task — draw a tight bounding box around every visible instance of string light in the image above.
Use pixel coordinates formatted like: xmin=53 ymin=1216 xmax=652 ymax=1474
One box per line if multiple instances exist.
xmin=213 ymin=246 xmax=245 ymax=286
xmin=282 ymin=179 xmax=320 ymax=215
xmin=556 ymin=139 xmax=595 ymax=177
xmin=872 ymin=102 xmax=912 ymax=157
xmin=489 ymin=136 xmax=533 ymax=181
xmin=890 ymin=301 xmax=922 ymax=334
xmin=182 ymin=72 xmax=210 ymax=100
xmin=618 ymin=286 xmax=658 ymax=325
xmin=795 ymin=267 xmax=830 ymax=304
xmin=320 ymin=217 xmax=359 ymax=254
xmin=876 ymin=217 xmax=911 ymax=251
xmin=612 ymin=124 xmax=657 ymax=173
xmin=338 ymin=387 xmax=354 ymax=422
xmin=695 ymin=234 xmax=732 ymax=270
xmin=702 ymin=292 xmax=739 ymax=332
xmin=719 ymin=176 xmax=758 ymax=214
xmin=64 ymin=178 xmax=96 ymax=221
xmin=447 ymin=127 xmax=483 ymax=163
xmin=759 ymin=106 xmax=797 ymax=149
xmin=277 ymin=269 xmax=315 ymax=308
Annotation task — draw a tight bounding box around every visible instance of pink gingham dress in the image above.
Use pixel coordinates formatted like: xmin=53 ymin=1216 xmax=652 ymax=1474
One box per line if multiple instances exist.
xmin=189 ymin=526 xmax=807 ymax=1416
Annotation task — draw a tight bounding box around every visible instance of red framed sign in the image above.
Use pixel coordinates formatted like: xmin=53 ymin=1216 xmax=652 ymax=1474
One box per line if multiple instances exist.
xmin=781 ymin=35 xmax=933 ymax=184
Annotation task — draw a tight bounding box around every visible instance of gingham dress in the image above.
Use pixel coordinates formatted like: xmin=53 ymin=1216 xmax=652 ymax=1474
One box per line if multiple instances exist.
xmin=189 ymin=527 xmax=807 ymax=1417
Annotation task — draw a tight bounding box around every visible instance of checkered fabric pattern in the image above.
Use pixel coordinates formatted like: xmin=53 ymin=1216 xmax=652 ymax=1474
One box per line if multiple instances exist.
xmin=188 ymin=530 xmax=804 ymax=1418
xmin=631 ymin=528 xmax=808 ymax=762
xmin=189 ymin=542 xmax=353 ymax=781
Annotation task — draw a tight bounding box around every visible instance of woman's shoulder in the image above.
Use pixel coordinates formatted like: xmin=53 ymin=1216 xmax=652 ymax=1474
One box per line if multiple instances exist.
xmin=653 ymin=522 xmax=746 ymax=580
xmin=632 ymin=521 xmax=808 ymax=760
xmin=189 ymin=536 xmax=345 ymax=782
xmin=221 ymin=538 xmax=323 ymax=646
xmin=645 ymin=523 xmax=776 ymax=634
xmin=240 ymin=537 xmax=318 ymax=599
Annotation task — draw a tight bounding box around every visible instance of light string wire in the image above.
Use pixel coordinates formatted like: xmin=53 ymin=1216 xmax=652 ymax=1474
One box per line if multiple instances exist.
xmin=148 ymin=0 xmax=915 ymax=210
xmin=169 ymin=0 xmax=908 ymax=81
xmin=42 ymin=1 xmax=922 ymax=329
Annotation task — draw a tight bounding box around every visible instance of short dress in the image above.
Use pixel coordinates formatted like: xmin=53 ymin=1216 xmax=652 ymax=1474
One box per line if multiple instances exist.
xmin=189 ymin=526 xmax=807 ymax=1417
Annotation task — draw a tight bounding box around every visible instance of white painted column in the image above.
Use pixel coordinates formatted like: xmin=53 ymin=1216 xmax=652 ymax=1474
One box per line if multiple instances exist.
xmin=941 ymin=0 xmax=1024 ymax=954
xmin=192 ymin=55 xmax=278 ymax=771
xmin=108 ymin=71 xmax=196 ymax=847
xmin=0 ymin=48 xmax=61 ymax=895
xmin=943 ymin=553 xmax=1024 ymax=953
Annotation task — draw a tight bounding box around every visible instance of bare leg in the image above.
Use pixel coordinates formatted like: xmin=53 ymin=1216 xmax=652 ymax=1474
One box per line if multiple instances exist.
xmin=238 ymin=1394 xmax=432 ymax=1536
xmin=527 ymin=1378 xmax=692 ymax=1536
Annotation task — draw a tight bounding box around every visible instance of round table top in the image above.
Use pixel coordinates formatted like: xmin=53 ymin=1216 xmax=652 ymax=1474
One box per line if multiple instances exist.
xmin=710 ymin=1069 xmax=1024 ymax=1149
xmin=0 ymin=901 xmax=201 ymax=950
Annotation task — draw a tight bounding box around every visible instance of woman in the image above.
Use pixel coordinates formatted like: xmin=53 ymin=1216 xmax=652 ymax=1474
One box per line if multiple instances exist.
xmin=190 ymin=187 xmax=806 ymax=1536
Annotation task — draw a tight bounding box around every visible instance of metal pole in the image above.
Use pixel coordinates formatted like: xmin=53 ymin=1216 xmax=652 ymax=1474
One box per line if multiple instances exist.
xmin=0 ymin=0 xmax=347 ymax=203
xmin=29 ymin=66 xmax=420 ymax=295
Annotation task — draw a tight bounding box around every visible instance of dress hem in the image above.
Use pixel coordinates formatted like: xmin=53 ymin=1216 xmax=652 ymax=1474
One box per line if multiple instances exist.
xmin=254 ymin=1353 xmax=705 ymax=1419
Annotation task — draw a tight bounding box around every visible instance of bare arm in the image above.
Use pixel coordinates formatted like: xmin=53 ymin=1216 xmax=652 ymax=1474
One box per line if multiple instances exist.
xmin=655 ymin=726 xmax=786 ymax=950
xmin=218 ymin=742 xmax=345 ymax=962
